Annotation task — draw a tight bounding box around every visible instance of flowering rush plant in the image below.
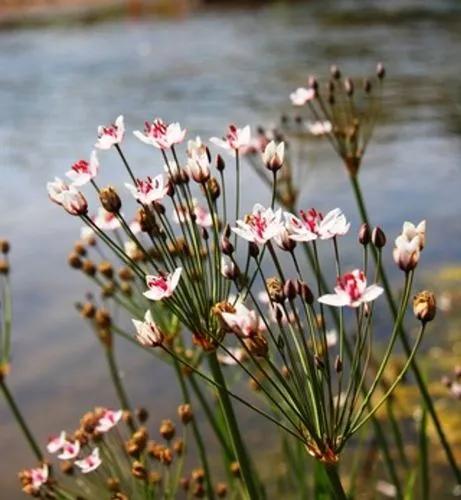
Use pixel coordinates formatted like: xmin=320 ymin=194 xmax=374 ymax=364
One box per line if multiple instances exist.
xmin=41 ymin=102 xmax=437 ymax=500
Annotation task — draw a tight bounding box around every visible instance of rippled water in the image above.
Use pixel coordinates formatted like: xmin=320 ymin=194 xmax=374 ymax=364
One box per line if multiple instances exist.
xmin=0 ymin=1 xmax=460 ymax=495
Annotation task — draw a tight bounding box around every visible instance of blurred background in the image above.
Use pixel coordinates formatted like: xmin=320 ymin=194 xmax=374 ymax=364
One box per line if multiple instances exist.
xmin=0 ymin=0 xmax=460 ymax=496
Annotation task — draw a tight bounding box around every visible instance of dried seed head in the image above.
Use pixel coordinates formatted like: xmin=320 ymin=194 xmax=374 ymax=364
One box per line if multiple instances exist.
xmin=243 ymin=334 xmax=268 ymax=358
xmin=132 ymin=427 xmax=149 ymax=450
xmin=191 ymin=468 xmax=205 ymax=484
xmin=118 ymin=266 xmax=134 ymax=281
xmin=160 ymin=448 xmax=173 ymax=466
xmin=266 ymin=277 xmax=285 ymax=303
xmin=102 ymin=281 xmax=116 ymax=298
xmin=80 ymin=302 xmax=95 ymax=319
xmin=74 ymin=242 xmax=86 ymax=256
xmin=173 ymin=438 xmax=184 ymax=456
xmin=99 ymin=186 xmax=121 ymax=213
xmin=82 ymin=259 xmax=96 ymax=276
xmin=136 ymin=207 xmax=158 ymax=233
xmin=216 ymin=482 xmax=228 ymax=498
xmin=131 ymin=461 xmax=147 ymax=480
xmin=159 ymin=419 xmax=175 ymax=441
xmin=68 ymin=251 xmax=83 ymax=269
xmin=125 ymin=439 xmax=140 ymax=457
xmin=413 ymin=291 xmax=436 ymax=323
xmin=95 ymin=308 xmax=111 ymax=328
xmin=371 ymin=227 xmax=386 ymax=248
xmin=177 ymin=403 xmax=193 ymax=424
xmin=0 ymin=240 xmax=10 ymax=254
xmin=98 ymin=261 xmax=113 ymax=279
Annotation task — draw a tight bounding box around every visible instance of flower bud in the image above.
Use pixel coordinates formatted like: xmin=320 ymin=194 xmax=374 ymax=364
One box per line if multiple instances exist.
xmin=159 ymin=419 xmax=175 ymax=440
xmin=136 ymin=407 xmax=149 ymax=423
xmin=68 ymin=251 xmax=82 ymax=269
xmin=335 ymin=356 xmax=343 ymax=373
xmin=376 ymin=62 xmax=386 ymax=79
xmin=330 ymin=65 xmax=341 ymax=80
xmin=372 ymin=226 xmax=386 ymax=248
xmin=283 ymin=279 xmax=297 ymax=301
xmin=131 ymin=461 xmax=147 ymax=480
xmin=297 ymin=280 xmax=314 ymax=305
xmin=192 ymin=468 xmax=205 ymax=484
xmin=413 ymin=291 xmax=436 ymax=323
xmin=249 ymin=242 xmax=259 ymax=258
xmin=178 ymin=404 xmax=193 ymax=424
xmin=207 ymin=177 xmax=221 ymax=201
xmin=308 ymin=75 xmax=319 ymax=91
xmin=0 ymin=240 xmax=10 ymax=254
xmin=136 ymin=207 xmax=158 ymax=233
xmin=216 ymin=482 xmax=228 ymax=498
xmin=243 ymin=334 xmax=268 ymax=358
xmin=344 ymin=78 xmax=354 ymax=96
xmin=99 ymin=186 xmax=121 ymax=213
xmin=363 ymin=78 xmax=372 ymax=93
xmin=98 ymin=261 xmax=113 ymax=279
xmin=220 ymin=236 xmax=234 ymax=256
xmin=276 ymin=228 xmax=296 ymax=252
xmin=216 ymin=154 xmax=225 ymax=172
xmin=358 ymin=223 xmax=371 ymax=246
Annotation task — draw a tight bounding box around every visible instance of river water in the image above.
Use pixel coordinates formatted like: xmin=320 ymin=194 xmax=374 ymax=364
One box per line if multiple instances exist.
xmin=0 ymin=0 xmax=460 ymax=496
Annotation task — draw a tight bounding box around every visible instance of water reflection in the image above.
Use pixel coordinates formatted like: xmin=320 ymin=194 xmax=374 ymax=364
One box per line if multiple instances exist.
xmin=0 ymin=1 xmax=460 ymax=495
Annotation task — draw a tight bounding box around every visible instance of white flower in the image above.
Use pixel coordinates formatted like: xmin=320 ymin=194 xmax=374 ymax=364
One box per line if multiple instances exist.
xmin=66 ymin=150 xmax=99 ymax=187
xmin=402 ymin=220 xmax=426 ymax=250
xmin=134 ymin=119 xmax=186 ymax=149
xmin=132 ymin=310 xmax=165 ymax=347
xmin=290 ymin=87 xmax=315 ymax=106
xmin=75 ymin=448 xmax=102 ymax=474
xmin=307 ymin=120 xmax=332 ymax=136
xmin=317 ymin=208 xmax=350 ymax=239
xmin=57 ymin=440 xmax=81 ymax=460
xmin=318 ymin=269 xmax=383 ymax=308
xmin=95 ymin=115 xmax=125 ymax=150
xmin=47 ymin=177 xmax=70 ymax=204
xmin=232 ymin=203 xmax=284 ymax=245
xmin=210 ymin=124 xmax=251 ymax=151
xmin=94 ymin=207 xmax=121 ymax=231
xmin=46 ymin=431 xmax=67 ymax=454
xmin=262 ymin=141 xmax=285 ymax=171
xmin=125 ymin=174 xmax=167 ymax=205
xmin=220 ymin=303 xmax=262 ymax=338
xmin=285 ymin=208 xmax=349 ymax=241
xmin=95 ymin=409 xmax=123 ymax=433
xmin=144 ymin=268 xmax=182 ymax=301
xmin=59 ymin=186 xmax=88 ymax=216
xmin=186 ymin=136 xmax=211 ymax=182
xmin=393 ymin=234 xmax=421 ymax=272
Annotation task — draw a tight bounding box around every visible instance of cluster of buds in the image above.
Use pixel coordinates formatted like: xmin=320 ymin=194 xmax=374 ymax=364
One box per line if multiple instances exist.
xmin=285 ymin=63 xmax=386 ymax=176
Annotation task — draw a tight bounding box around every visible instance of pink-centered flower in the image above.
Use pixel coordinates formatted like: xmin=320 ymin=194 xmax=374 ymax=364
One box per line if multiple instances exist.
xmin=132 ymin=310 xmax=164 ymax=347
xmin=134 ymin=119 xmax=186 ymax=150
xmin=94 ymin=207 xmax=121 ymax=231
xmin=232 ymin=204 xmax=284 ymax=245
xmin=66 ymin=150 xmax=99 ymax=186
xmin=75 ymin=448 xmax=101 ymax=474
xmin=144 ymin=268 xmax=182 ymax=301
xmin=318 ymin=269 xmax=383 ymax=308
xmin=125 ymin=174 xmax=167 ymax=205
xmin=285 ymin=208 xmax=349 ymax=241
xmin=46 ymin=431 xmax=66 ymax=454
xmin=29 ymin=464 xmax=49 ymax=492
xmin=210 ymin=124 xmax=251 ymax=152
xmin=57 ymin=440 xmax=81 ymax=460
xmin=95 ymin=409 xmax=123 ymax=433
xmin=95 ymin=115 xmax=125 ymax=150
xmin=290 ymin=87 xmax=315 ymax=106
xmin=59 ymin=187 xmax=88 ymax=216
xmin=172 ymin=199 xmax=213 ymax=228
xmin=221 ymin=303 xmax=262 ymax=338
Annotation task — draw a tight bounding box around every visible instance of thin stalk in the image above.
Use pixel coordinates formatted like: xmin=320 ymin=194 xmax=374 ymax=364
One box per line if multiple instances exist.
xmin=323 ymin=463 xmax=347 ymax=500
xmin=349 ymin=174 xmax=461 ymax=483
xmin=0 ymin=379 xmax=43 ymax=461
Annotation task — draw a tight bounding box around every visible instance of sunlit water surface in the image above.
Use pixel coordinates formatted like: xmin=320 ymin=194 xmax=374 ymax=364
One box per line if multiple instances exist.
xmin=0 ymin=0 xmax=460 ymax=496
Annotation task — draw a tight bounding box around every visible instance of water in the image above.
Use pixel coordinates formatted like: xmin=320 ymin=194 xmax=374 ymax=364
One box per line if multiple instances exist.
xmin=0 ymin=1 xmax=461 ymax=495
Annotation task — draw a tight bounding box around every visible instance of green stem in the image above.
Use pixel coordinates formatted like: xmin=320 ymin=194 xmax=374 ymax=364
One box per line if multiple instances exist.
xmin=208 ymin=351 xmax=261 ymax=500
xmin=349 ymin=174 xmax=461 ymax=484
xmin=323 ymin=463 xmax=347 ymax=500
xmin=0 ymin=379 xmax=43 ymax=461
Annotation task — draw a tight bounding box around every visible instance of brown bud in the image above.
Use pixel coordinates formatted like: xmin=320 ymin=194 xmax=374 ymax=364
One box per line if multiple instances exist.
xmin=192 ymin=468 xmax=205 ymax=484
xmin=216 ymin=154 xmax=225 ymax=171
xmin=98 ymin=261 xmax=113 ymax=279
xmin=363 ymin=78 xmax=372 ymax=93
xmin=284 ymin=279 xmax=297 ymax=301
xmin=193 ymin=483 xmax=205 ymax=498
xmin=0 ymin=240 xmax=10 ymax=254
xmin=74 ymin=242 xmax=86 ymax=256
xmin=136 ymin=407 xmax=149 ymax=423
xmin=149 ymin=471 xmax=162 ymax=486
xmin=244 ymin=334 xmax=268 ymax=358
xmin=132 ymin=427 xmax=149 ymax=451
xmin=177 ymin=403 xmax=193 ymax=424
xmin=173 ymin=438 xmax=184 ymax=456
xmin=266 ymin=277 xmax=284 ymax=303
xmin=180 ymin=477 xmax=190 ymax=491
xmin=297 ymin=280 xmax=314 ymax=305
xmin=119 ymin=266 xmax=134 ymax=281
xmin=330 ymin=65 xmax=341 ymax=80
xmin=358 ymin=223 xmax=371 ymax=246
xmin=308 ymin=75 xmax=318 ymax=91
xmin=100 ymin=186 xmax=121 ymax=213
xmin=82 ymin=259 xmax=96 ymax=276
xmin=159 ymin=419 xmax=175 ymax=440
xmin=216 ymin=482 xmax=228 ymax=498
xmin=230 ymin=461 xmax=240 ymax=478
xmin=107 ymin=477 xmax=121 ymax=493
xmin=413 ymin=291 xmax=436 ymax=323
xmin=371 ymin=227 xmax=386 ymax=248
xmin=136 ymin=207 xmax=157 ymax=233
xmin=160 ymin=448 xmax=173 ymax=466
xmin=68 ymin=252 xmax=82 ymax=269
xmin=98 ymin=328 xmax=112 ymax=348
xmin=335 ymin=356 xmax=343 ymax=373
xmin=95 ymin=308 xmax=111 ymax=328
xmin=249 ymin=241 xmax=259 ymax=258
xmin=131 ymin=460 xmax=147 ymax=480
xmin=207 ymin=177 xmax=221 ymax=201
xmin=60 ymin=461 xmax=74 ymax=476
xmin=0 ymin=259 xmax=9 ymax=275
xmin=125 ymin=439 xmax=141 ymax=457
xmin=221 ymin=236 xmax=234 ymax=256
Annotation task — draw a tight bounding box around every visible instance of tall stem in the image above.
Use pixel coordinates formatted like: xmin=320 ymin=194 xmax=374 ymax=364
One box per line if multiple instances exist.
xmin=208 ymin=351 xmax=261 ymax=500
xmin=349 ymin=173 xmax=461 ymax=483
xmin=323 ymin=463 xmax=347 ymax=500
xmin=0 ymin=379 xmax=43 ymax=461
